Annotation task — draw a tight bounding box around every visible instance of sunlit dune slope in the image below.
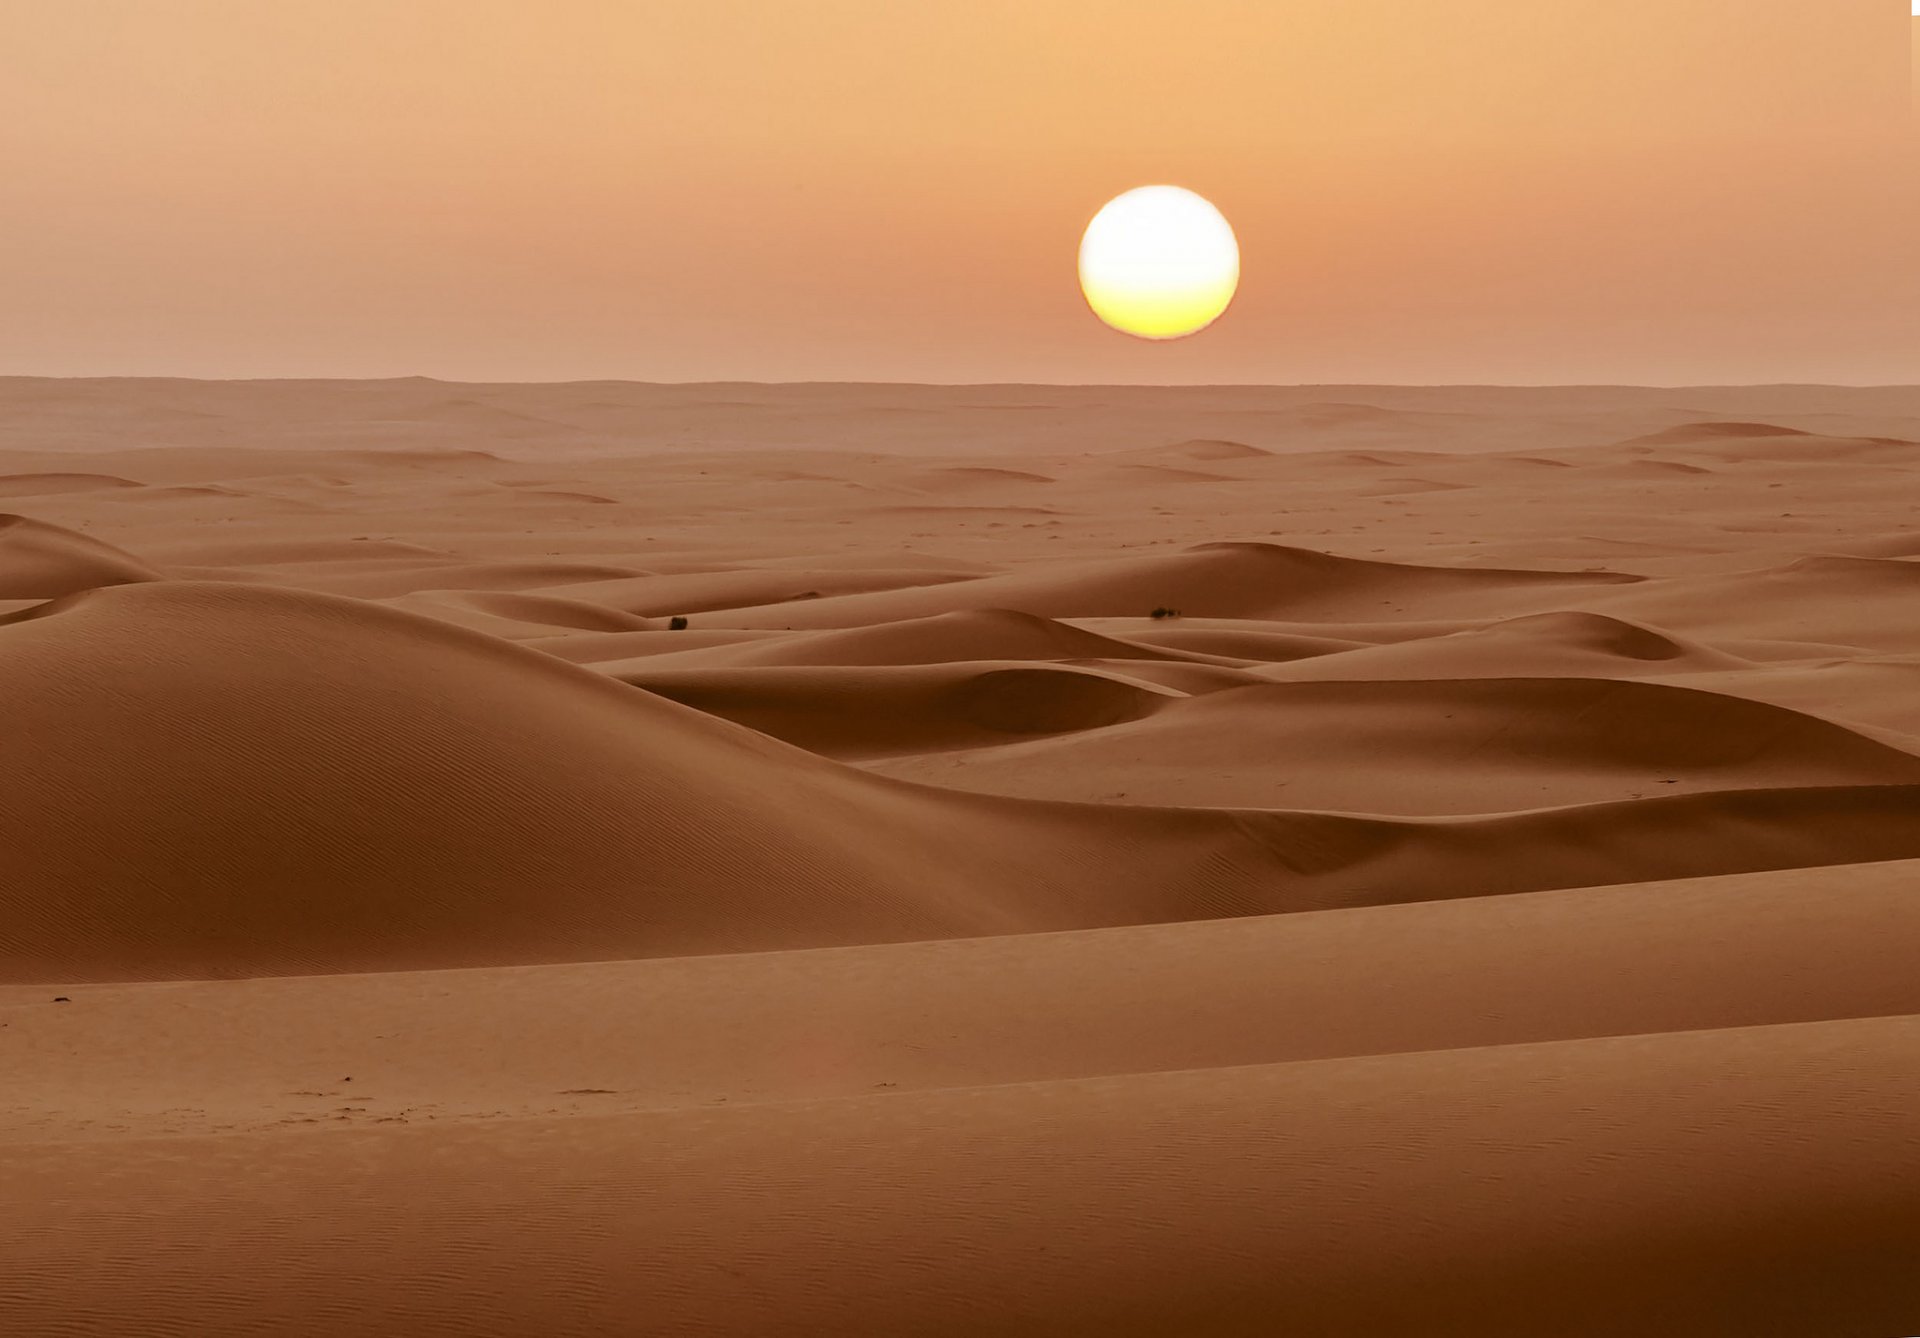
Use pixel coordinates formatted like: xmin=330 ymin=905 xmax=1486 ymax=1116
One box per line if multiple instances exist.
xmin=1252 ymin=610 xmax=1747 ymax=681
xmin=10 ymin=860 xmax=1917 ymax=1136
xmin=6 ymin=1016 xmax=1916 ymax=1337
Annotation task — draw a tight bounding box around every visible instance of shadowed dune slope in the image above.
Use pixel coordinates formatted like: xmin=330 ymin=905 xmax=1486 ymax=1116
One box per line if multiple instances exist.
xmin=611 ymin=661 xmax=1180 ymax=757
xmin=0 ymin=513 xmax=159 ymax=597
xmin=871 ymin=677 xmax=1920 ymax=812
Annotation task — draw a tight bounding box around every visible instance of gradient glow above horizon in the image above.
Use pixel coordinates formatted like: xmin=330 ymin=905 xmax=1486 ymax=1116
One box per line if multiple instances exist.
xmin=2 ymin=1 xmax=1914 ymax=384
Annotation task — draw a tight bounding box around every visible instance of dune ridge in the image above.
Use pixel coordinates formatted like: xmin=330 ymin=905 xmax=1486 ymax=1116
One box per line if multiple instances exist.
xmin=0 ymin=513 xmax=159 ymax=597
xmin=8 ymin=580 xmax=1920 ymax=982
xmin=694 ymin=541 xmax=1644 ymax=630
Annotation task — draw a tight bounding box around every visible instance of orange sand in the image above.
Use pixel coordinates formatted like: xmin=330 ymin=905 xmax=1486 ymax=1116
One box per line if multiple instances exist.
xmin=2 ymin=379 xmax=1917 ymax=1335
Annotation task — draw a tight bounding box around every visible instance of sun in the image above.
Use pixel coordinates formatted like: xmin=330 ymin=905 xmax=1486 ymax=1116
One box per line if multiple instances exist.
xmin=1078 ymin=185 xmax=1239 ymax=340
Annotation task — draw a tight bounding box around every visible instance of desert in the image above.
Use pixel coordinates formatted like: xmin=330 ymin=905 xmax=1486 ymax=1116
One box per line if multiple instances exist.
xmin=3 ymin=378 xmax=1918 ymax=1334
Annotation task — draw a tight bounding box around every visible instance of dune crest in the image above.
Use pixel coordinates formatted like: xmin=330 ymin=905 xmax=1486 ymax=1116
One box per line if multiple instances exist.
xmin=1621 ymin=420 xmax=1814 ymax=445
xmin=698 ymin=541 xmax=1643 ymax=630
xmin=0 ymin=513 xmax=159 ymax=597
xmin=0 ymin=472 xmax=141 ymax=497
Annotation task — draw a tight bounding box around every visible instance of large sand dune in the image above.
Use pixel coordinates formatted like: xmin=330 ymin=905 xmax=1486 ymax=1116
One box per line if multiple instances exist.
xmin=3 ymin=380 xmax=1918 ymax=1335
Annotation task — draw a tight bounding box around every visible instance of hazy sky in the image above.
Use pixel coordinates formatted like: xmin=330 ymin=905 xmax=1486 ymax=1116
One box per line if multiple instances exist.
xmin=4 ymin=1 xmax=1915 ymax=383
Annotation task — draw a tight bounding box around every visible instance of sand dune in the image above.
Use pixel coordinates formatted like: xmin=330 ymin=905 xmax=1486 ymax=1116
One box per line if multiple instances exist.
xmin=12 ymin=859 xmax=1913 ymax=1139
xmin=1252 ymin=610 xmax=1747 ymax=681
xmin=5 ymin=1016 xmax=1915 ymax=1336
xmin=907 ymin=464 xmax=1057 ymax=488
xmin=870 ymin=676 xmax=1920 ymax=810
xmin=398 ymin=589 xmax=656 ymax=634
xmin=12 ymin=580 xmax=1920 ymax=981
xmin=0 ymin=471 xmax=141 ymax=496
xmin=611 ymin=660 xmax=1179 ymax=757
xmin=522 ymin=626 xmax=785 ymax=662
xmin=535 ymin=565 xmax=979 ymax=618
xmin=142 ymin=536 xmax=455 ymax=563
xmin=1120 ymin=436 xmax=1272 ymax=461
xmin=1112 ymin=624 xmax=1367 ymax=661
xmin=293 ymin=560 xmax=654 ymax=599
xmin=1617 ymin=419 xmax=1815 ymax=445
xmin=604 ymin=606 xmax=1233 ymax=669
xmin=1652 ymin=657 xmax=1920 ymax=740
xmin=8 ymin=381 xmax=1920 ymax=1334
xmin=0 ymin=579 xmax=1334 ymax=978
xmin=0 ymin=513 xmax=159 ymax=597
xmin=0 ymin=579 xmax=1054 ymax=977
xmin=1586 ymin=552 xmax=1920 ymax=649
xmin=696 ymin=541 xmax=1643 ymax=629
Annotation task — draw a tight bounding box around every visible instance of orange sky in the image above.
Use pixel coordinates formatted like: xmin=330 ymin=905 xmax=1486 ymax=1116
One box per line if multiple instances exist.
xmin=3 ymin=1 xmax=1915 ymax=383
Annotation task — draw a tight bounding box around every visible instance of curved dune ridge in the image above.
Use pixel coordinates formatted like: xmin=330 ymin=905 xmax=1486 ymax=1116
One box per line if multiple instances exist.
xmin=1108 ymin=437 xmax=1274 ymax=462
xmin=0 ymin=513 xmax=159 ymax=597
xmin=0 ymin=471 xmax=142 ymax=497
xmin=612 ymin=660 xmax=1180 ymax=757
xmin=1118 ymin=623 xmax=1372 ymax=662
xmin=610 ymin=606 xmax=1238 ymax=669
xmin=1254 ymin=610 xmax=1748 ymax=681
xmin=908 ymin=465 xmax=1057 ymax=487
xmin=1621 ymin=420 xmax=1815 ymax=446
xmin=534 ymin=564 xmax=980 ymax=617
xmin=0 ymin=579 xmax=1342 ymax=979
xmin=0 ymin=580 xmax=1045 ymax=976
xmin=404 ymin=589 xmax=657 ymax=633
xmin=9 ymin=580 xmax=1920 ymax=981
xmin=695 ymin=541 xmax=1645 ymax=630
xmin=869 ymin=676 xmax=1920 ymax=811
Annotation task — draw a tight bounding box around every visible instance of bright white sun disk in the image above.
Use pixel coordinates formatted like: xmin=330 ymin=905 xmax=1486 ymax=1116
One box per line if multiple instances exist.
xmin=1078 ymin=186 xmax=1239 ymax=340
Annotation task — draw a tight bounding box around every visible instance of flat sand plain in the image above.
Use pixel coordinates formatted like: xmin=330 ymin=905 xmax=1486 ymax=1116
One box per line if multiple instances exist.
xmin=3 ymin=379 xmax=1918 ymax=1335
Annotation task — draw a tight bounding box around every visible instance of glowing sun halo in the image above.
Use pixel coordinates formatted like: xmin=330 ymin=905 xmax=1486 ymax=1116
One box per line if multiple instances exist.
xmin=1078 ymin=186 xmax=1239 ymax=340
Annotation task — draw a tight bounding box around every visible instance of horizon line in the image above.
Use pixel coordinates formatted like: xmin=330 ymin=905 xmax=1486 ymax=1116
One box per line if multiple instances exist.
xmin=5 ymin=375 xmax=1920 ymax=392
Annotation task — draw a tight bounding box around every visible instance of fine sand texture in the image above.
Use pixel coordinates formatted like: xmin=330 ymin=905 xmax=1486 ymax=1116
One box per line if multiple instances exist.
xmin=3 ymin=379 xmax=1918 ymax=1335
